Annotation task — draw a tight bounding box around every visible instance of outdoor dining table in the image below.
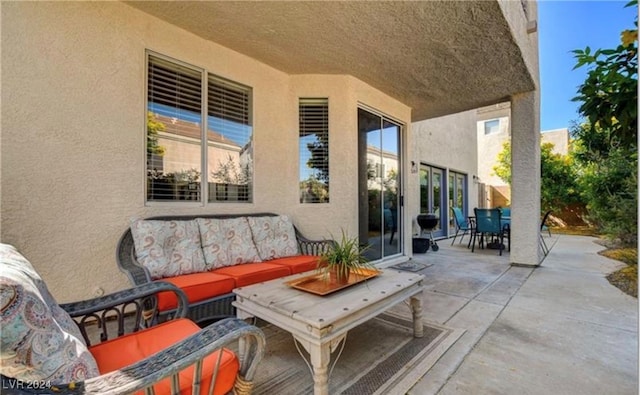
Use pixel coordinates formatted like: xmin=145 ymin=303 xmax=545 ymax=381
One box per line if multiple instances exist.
xmin=468 ymin=213 xmax=511 ymax=251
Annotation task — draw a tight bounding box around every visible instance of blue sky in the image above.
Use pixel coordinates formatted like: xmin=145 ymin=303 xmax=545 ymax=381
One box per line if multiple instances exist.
xmin=538 ymin=0 xmax=637 ymax=131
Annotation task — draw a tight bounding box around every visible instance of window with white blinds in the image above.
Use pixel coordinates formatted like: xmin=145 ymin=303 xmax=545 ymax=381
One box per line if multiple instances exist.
xmin=299 ymin=98 xmax=329 ymax=203
xmin=145 ymin=52 xmax=253 ymax=203
xmin=207 ymin=76 xmax=253 ymax=202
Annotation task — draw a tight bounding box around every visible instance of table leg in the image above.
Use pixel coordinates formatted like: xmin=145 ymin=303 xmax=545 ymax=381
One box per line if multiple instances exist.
xmin=293 ymin=334 xmax=346 ymax=395
xmin=410 ymin=292 xmax=424 ymax=338
xmin=309 ymin=343 xmax=331 ymax=395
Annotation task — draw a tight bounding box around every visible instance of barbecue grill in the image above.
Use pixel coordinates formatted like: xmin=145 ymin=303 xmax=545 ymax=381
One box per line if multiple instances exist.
xmin=416 ymin=214 xmax=439 ymax=252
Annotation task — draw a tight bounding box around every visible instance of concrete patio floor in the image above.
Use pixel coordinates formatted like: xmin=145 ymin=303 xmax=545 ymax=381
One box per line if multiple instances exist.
xmin=389 ymin=233 xmax=638 ymax=395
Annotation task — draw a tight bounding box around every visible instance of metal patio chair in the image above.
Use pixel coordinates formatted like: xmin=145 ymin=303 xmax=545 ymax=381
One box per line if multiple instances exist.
xmin=451 ymin=207 xmax=474 ymax=247
xmin=472 ymin=208 xmax=509 ymax=256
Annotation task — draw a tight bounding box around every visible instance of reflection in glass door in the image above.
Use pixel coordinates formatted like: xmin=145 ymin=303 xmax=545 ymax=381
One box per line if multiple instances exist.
xmin=419 ymin=164 xmax=446 ymax=238
xmin=358 ymin=108 xmax=402 ymax=262
xmin=448 ymin=171 xmax=468 ymax=231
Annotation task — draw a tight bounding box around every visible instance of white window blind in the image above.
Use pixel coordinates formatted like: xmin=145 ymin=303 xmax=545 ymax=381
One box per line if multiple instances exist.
xmin=207 ymin=76 xmax=253 ymax=202
xmin=299 ymin=98 xmax=329 ymax=203
xmin=147 ymin=54 xmax=203 ymax=202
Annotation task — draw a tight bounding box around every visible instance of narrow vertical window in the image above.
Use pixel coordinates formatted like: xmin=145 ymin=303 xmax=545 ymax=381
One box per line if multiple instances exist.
xmin=299 ymin=98 xmax=329 ymax=203
xmin=207 ymin=76 xmax=253 ymax=202
xmin=147 ymin=55 xmax=203 ymax=201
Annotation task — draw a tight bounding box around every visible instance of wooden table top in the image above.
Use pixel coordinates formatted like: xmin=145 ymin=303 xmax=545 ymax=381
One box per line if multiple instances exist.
xmin=233 ymin=269 xmax=424 ymax=329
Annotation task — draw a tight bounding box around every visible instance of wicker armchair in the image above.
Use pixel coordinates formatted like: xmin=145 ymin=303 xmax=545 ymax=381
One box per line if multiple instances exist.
xmin=1 ymin=250 xmax=265 ymax=395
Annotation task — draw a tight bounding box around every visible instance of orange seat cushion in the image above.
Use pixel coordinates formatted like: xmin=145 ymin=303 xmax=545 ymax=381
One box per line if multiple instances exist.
xmin=213 ymin=262 xmax=291 ymax=287
xmin=90 ymin=318 xmax=238 ymax=395
xmin=269 ymin=255 xmax=321 ymax=274
xmin=156 ymin=272 xmax=236 ymax=311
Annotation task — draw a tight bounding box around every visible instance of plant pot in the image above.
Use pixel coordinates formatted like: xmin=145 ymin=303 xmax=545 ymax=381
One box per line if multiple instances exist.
xmin=329 ymin=267 xmax=351 ymax=284
xmin=412 ymin=238 xmax=430 ymax=253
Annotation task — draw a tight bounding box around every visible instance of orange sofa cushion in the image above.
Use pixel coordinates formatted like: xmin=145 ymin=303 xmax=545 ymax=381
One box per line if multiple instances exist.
xmin=269 ymin=255 xmax=320 ymax=274
xmin=156 ymin=272 xmax=236 ymax=311
xmin=90 ymin=318 xmax=238 ymax=395
xmin=213 ymin=262 xmax=291 ymax=287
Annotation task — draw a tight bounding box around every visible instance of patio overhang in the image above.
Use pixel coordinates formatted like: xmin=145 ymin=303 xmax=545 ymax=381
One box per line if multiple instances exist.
xmin=126 ymin=1 xmax=536 ymax=122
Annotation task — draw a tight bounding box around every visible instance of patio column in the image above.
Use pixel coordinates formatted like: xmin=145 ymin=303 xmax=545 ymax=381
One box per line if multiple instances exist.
xmin=510 ymin=91 xmax=541 ymax=266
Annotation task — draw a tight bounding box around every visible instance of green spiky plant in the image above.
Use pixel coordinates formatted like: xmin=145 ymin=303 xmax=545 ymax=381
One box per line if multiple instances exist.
xmin=318 ymin=230 xmax=375 ymax=283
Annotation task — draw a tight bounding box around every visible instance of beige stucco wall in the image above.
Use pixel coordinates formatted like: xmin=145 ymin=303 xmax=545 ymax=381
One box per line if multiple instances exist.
xmin=411 ymin=109 xmax=479 ymax=237
xmin=498 ymin=0 xmax=540 ymax=87
xmin=1 ymin=2 xmax=410 ymax=301
xmin=290 ymin=75 xmax=412 ymax=258
xmin=541 ymin=128 xmax=569 ymax=155
xmin=477 ymin=113 xmax=511 ymax=187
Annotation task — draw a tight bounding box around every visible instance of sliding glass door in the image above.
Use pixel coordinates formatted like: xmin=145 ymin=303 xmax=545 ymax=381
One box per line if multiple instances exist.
xmin=419 ymin=164 xmax=446 ymax=238
xmin=448 ymin=171 xmax=468 ymax=232
xmin=358 ymin=108 xmax=402 ymax=262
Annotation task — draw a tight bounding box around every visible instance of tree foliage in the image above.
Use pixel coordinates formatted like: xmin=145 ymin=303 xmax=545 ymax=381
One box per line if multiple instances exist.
xmin=572 ymin=2 xmax=638 ymax=150
xmin=305 ymin=133 xmax=329 ymax=183
xmin=493 ymin=142 xmax=511 ymax=185
xmin=571 ymin=0 xmax=637 ymax=244
xmin=146 ymin=112 xmax=166 ymax=156
xmin=492 ymin=142 xmax=582 ymax=214
xmin=540 ymin=142 xmax=582 ymax=213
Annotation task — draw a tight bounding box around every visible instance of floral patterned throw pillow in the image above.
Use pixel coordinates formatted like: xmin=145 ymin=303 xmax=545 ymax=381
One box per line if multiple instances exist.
xmin=197 ymin=217 xmax=262 ymax=269
xmin=0 ymin=243 xmax=99 ymax=384
xmin=130 ymin=219 xmax=207 ymax=280
xmin=247 ymin=215 xmax=299 ymax=260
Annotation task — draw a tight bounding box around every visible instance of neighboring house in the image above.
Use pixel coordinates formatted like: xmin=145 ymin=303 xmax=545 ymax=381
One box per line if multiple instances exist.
xmin=541 ymin=128 xmax=570 ymax=154
xmin=148 ymin=113 xmax=251 ymax=202
xmin=1 ymin=1 xmax=541 ymax=302
xmin=475 ymin=102 xmax=569 ymax=208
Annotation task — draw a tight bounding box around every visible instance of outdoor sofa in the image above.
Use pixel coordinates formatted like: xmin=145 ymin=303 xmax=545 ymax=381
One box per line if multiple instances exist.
xmin=0 ymin=243 xmax=265 ymax=395
xmin=117 ymin=213 xmax=333 ymax=324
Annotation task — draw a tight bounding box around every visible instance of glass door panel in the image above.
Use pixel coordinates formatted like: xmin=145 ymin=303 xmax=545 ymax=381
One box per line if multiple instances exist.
xmin=432 ymin=168 xmax=442 ymax=231
xmin=358 ymin=108 xmax=402 ymax=262
xmin=382 ymin=120 xmax=400 ymax=257
xmin=449 ymin=174 xmax=455 ymax=230
xmin=448 ymin=171 xmax=468 ymax=236
xmin=367 ymin=123 xmax=383 ymax=261
xmin=419 ymin=164 xmax=446 ymax=238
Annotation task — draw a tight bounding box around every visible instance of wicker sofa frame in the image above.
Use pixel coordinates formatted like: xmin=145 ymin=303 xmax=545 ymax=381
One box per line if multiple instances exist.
xmin=1 ymin=281 xmax=265 ymax=395
xmin=116 ymin=212 xmax=333 ymax=324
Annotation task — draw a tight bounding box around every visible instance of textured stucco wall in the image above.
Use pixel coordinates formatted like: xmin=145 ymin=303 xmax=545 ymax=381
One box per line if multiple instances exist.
xmin=498 ymin=0 xmax=540 ymax=84
xmin=511 ymin=91 xmax=541 ymax=265
xmin=541 ymin=128 xmax=569 ymax=155
xmin=410 ymin=110 xmax=479 ymax=237
xmin=290 ymin=75 xmax=412 ymax=243
xmin=1 ymin=2 xmax=410 ymax=301
xmin=476 ymin=114 xmax=511 ymax=187
xmin=502 ymin=0 xmax=541 ymax=265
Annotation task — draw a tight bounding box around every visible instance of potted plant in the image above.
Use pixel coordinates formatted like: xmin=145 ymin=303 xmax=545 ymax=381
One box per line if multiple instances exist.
xmin=318 ymin=230 xmax=375 ymax=284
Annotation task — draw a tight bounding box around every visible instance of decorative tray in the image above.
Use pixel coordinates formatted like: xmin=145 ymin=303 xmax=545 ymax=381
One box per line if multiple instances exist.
xmin=286 ymin=268 xmax=380 ymax=296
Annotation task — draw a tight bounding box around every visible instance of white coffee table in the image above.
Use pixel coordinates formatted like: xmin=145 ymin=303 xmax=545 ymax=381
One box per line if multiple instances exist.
xmin=233 ymin=268 xmax=425 ymax=395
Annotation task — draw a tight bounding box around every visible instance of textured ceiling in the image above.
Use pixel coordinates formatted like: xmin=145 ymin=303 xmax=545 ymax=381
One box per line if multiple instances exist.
xmin=126 ymin=1 xmax=535 ymax=122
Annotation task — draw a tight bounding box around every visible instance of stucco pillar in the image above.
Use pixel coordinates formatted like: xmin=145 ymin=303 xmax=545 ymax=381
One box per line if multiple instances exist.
xmin=510 ymin=91 xmax=541 ymax=266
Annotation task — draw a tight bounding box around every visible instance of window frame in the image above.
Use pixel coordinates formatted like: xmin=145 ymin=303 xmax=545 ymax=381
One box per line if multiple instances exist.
xmin=144 ymin=51 xmax=254 ymax=205
xmin=484 ymin=119 xmax=501 ymax=135
xmin=299 ymin=97 xmax=330 ymax=204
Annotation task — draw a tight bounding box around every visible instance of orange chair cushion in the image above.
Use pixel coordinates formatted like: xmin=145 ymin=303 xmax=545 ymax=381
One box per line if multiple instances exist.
xmin=213 ymin=262 xmax=291 ymax=287
xmin=269 ymin=255 xmax=320 ymax=274
xmin=90 ymin=318 xmax=239 ymax=395
xmin=156 ymin=272 xmax=236 ymax=311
